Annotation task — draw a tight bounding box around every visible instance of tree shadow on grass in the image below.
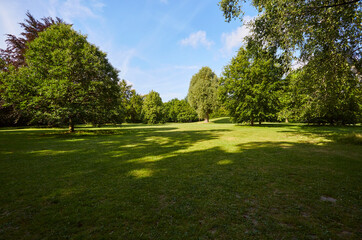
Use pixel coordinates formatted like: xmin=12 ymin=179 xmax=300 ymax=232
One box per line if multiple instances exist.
xmin=0 ymin=127 xmax=361 ymax=239
xmin=233 ymin=122 xmax=362 ymax=145
xmin=276 ymin=125 xmax=362 ymax=145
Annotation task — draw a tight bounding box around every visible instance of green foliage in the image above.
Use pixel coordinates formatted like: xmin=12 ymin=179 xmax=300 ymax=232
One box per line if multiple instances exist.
xmin=210 ymin=106 xmax=229 ymax=119
xmin=0 ymin=12 xmax=65 ymax=126
xmin=0 ymin=11 xmax=65 ymax=69
xmin=282 ymin=51 xmax=361 ymax=125
xmin=142 ymin=90 xmax=163 ymax=124
xmin=1 ymin=24 xmax=121 ymax=131
xmin=219 ymin=0 xmax=361 ymax=80
xmin=220 ymin=45 xmax=283 ymax=125
xmin=277 ymin=74 xmax=298 ymax=123
xmin=163 ymin=98 xmax=198 ymax=122
xmin=118 ymin=79 xmax=145 ymax=123
xmin=187 ymin=67 xmax=218 ymax=122
xmin=125 ymin=90 xmax=144 ymax=123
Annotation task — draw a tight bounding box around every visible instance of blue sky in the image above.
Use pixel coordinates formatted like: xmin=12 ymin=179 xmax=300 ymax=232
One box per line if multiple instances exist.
xmin=0 ymin=0 xmax=258 ymax=101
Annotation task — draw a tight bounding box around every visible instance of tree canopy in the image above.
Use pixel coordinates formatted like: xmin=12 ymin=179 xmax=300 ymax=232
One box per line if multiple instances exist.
xmin=219 ymin=0 xmax=361 ymax=80
xmin=142 ymin=90 xmax=164 ymax=124
xmin=187 ymin=67 xmax=218 ymax=122
xmin=0 ymin=11 xmax=65 ymax=69
xmin=281 ymin=50 xmax=361 ymax=124
xmin=220 ymin=45 xmax=284 ymax=125
xmin=0 ymin=12 xmax=65 ymax=126
xmin=1 ymin=23 xmax=121 ymax=132
xmin=163 ymin=98 xmax=198 ymax=123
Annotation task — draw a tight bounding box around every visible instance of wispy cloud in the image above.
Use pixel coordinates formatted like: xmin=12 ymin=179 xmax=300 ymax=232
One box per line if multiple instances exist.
xmin=48 ymin=0 xmax=104 ymax=22
xmin=219 ymin=16 xmax=254 ymax=57
xmin=179 ymin=30 xmax=214 ymax=49
xmin=160 ymin=0 xmax=169 ymax=4
xmin=0 ymin=1 xmax=23 ymax=49
xmin=118 ymin=49 xmax=138 ymax=79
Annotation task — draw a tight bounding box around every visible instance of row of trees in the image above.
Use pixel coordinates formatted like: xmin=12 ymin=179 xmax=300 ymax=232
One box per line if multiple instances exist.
xmin=216 ymin=0 xmax=361 ymax=125
xmin=1 ymin=3 xmax=361 ymax=130
xmin=0 ymin=13 xmax=201 ymax=131
xmin=218 ymin=44 xmax=361 ymax=125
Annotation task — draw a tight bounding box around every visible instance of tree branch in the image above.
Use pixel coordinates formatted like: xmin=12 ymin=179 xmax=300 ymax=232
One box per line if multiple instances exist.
xmin=309 ymin=0 xmax=360 ymax=9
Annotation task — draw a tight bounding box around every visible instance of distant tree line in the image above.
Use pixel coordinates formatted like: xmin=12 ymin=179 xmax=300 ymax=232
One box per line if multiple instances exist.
xmin=1 ymin=9 xmax=361 ymax=131
xmin=0 ymin=13 xmax=200 ymax=131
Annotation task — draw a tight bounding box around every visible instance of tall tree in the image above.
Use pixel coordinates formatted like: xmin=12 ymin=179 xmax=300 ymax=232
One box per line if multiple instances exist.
xmin=282 ymin=50 xmax=361 ymax=124
xmin=119 ymin=81 xmax=144 ymax=123
xmin=1 ymin=24 xmax=121 ymax=132
xmin=218 ymin=0 xmax=361 ymax=80
xmin=0 ymin=12 xmax=65 ymax=126
xmin=142 ymin=90 xmax=163 ymax=124
xmin=187 ymin=67 xmax=218 ymax=122
xmin=220 ymin=45 xmax=283 ymax=125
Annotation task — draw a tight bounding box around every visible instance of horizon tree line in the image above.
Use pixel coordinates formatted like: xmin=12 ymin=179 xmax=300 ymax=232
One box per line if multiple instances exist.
xmin=1 ymin=10 xmax=361 ymax=131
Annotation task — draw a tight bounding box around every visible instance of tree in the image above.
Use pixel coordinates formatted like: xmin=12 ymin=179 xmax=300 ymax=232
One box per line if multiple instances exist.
xmin=142 ymin=90 xmax=163 ymax=124
xmin=176 ymin=99 xmax=198 ymax=122
xmin=0 ymin=68 xmax=29 ymax=126
xmin=1 ymin=24 xmax=121 ymax=132
xmin=122 ymin=85 xmax=144 ymax=123
xmin=218 ymin=0 xmax=361 ymax=80
xmin=187 ymin=67 xmax=218 ymax=122
xmin=281 ymin=50 xmax=361 ymax=125
xmin=0 ymin=12 xmax=65 ymax=126
xmin=219 ymin=45 xmax=283 ymax=125
xmin=0 ymin=11 xmax=65 ymax=69
xmin=163 ymin=98 xmax=198 ymax=122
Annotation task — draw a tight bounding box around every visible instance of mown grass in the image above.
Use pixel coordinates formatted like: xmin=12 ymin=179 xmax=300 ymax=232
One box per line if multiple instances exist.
xmin=0 ymin=118 xmax=361 ymax=239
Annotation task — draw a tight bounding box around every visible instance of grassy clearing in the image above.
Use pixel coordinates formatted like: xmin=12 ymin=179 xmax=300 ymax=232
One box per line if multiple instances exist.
xmin=0 ymin=118 xmax=361 ymax=239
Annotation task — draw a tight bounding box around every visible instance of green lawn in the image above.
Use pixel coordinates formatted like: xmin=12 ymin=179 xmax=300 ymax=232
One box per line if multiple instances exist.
xmin=1 ymin=119 xmax=361 ymax=239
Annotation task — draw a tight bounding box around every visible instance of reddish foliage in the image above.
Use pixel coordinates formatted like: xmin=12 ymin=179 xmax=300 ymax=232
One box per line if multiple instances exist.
xmin=0 ymin=11 xmax=66 ymax=69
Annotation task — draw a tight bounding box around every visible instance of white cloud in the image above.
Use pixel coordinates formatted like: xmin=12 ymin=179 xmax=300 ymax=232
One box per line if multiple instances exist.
xmin=179 ymin=30 xmax=214 ymax=49
xmin=160 ymin=0 xmax=168 ymax=4
xmin=220 ymin=16 xmax=254 ymax=57
xmin=118 ymin=49 xmax=138 ymax=79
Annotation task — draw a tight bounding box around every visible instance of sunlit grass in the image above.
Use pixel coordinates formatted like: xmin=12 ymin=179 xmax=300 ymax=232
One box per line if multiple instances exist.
xmin=0 ymin=118 xmax=361 ymax=239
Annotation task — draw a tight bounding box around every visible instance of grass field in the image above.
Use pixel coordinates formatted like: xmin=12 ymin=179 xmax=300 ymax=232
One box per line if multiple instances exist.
xmin=0 ymin=118 xmax=361 ymax=239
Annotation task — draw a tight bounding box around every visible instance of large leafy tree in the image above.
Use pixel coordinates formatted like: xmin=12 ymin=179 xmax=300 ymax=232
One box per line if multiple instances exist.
xmin=281 ymin=50 xmax=361 ymax=124
xmin=126 ymin=91 xmax=144 ymax=123
xmin=1 ymin=24 xmax=121 ymax=132
xmin=142 ymin=90 xmax=163 ymax=124
xmin=0 ymin=11 xmax=65 ymax=69
xmin=119 ymin=80 xmax=144 ymax=123
xmin=219 ymin=0 xmax=361 ymax=80
xmin=220 ymin=45 xmax=284 ymax=125
xmin=0 ymin=12 xmax=65 ymax=126
xmin=187 ymin=67 xmax=218 ymax=122
xmin=163 ymin=98 xmax=198 ymax=122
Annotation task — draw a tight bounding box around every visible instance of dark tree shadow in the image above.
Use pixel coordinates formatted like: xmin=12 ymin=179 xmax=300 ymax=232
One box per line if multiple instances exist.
xmin=0 ymin=125 xmax=361 ymax=239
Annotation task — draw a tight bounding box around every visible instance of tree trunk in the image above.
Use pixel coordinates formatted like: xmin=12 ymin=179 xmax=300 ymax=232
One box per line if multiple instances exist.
xmin=285 ymin=118 xmax=289 ymax=123
xmin=250 ymin=118 xmax=254 ymax=126
xmin=69 ymin=118 xmax=75 ymax=133
xmin=204 ymin=113 xmax=209 ymax=123
xmin=259 ymin=120 xmax=261 ymax=125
